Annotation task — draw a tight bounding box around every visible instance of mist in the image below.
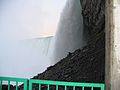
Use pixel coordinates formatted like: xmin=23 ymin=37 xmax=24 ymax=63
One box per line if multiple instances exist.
xmin=0 ymin=0 xmax=66 ymax=78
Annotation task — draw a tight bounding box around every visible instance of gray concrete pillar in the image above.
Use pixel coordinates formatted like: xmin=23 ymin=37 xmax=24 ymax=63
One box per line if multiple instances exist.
xmin=106 ymin=0 xmax=120 ymax=90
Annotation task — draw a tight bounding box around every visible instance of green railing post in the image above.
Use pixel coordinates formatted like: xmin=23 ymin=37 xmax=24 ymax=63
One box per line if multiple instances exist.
xmin=47 ymin=84 xmax=49 ymax=90
xmin=24 ymin=80 xmax=27 ymax=90
xmin=56 ymin=85 xmax=58 ymax=90
xmin=73 ymin=86 xmax=75 ymax=90
xmin=29 ymin=80 xmax=32 ymax=90
xmin=82 ymin=87 xmax=84 ymax=90
xmin=8 ymin=81 xmax=10 ymax=90
xmin=91 ymin=87 xmax=93 ymax=90
xmin=39 ymin=84 xmax=41 ymax=90
xmin=0 ymin=80 xmax=2 ymax=90
xmin=16 ymin=81 xmax=18 ymax=90
xmin=65 ymin=85 xmax=66 ymax=90
xmin=101 ymin=84 xmax=105 ymax=90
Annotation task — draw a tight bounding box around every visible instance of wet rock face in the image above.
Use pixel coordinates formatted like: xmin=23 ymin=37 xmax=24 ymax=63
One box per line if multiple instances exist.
xmin=81 ymin=0 xmax=105 ymax=42
xmin=33 ymin=0 xmax=105 ymax=83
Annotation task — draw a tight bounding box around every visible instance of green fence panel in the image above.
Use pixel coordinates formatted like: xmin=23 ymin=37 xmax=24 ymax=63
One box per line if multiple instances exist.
xmin=29 ymin=79 xmax=105 ymax=90
xmin=0 ymin=77 xmax=28 ymax=90
xmin=0 ymin=77 xmax=105 ymax=90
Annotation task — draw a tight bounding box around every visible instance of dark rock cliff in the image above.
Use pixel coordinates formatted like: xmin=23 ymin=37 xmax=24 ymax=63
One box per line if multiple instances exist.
xmin=81 ymin=0 xmax=105 ymax=42
xmin=32 ymin=0 xmax=105 ymax=83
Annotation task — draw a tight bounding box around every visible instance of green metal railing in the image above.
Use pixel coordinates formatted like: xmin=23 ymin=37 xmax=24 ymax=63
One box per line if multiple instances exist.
xmin=0 ymin=77 xmax=28 ymax=90
xmin=0 ymin=77 xmax=105 ymax=90
xmin=29 ymin=79 xmax=105 ymax=90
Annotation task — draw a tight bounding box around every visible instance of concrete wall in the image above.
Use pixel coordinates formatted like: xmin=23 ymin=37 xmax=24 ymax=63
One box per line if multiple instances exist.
xmin=106 ymin=0 xmax=120 ymax=90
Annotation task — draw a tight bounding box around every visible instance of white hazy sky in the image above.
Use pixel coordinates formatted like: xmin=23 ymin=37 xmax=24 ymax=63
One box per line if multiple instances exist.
xmin=0 ymin=0 xmax=67 ymax=40
xmin=0 ymin=0 xmax=67 ymax=78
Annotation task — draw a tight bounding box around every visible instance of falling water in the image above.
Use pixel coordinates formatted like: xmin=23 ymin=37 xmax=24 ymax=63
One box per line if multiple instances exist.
xmin=49 ymin=0 xmax=87 ymax=64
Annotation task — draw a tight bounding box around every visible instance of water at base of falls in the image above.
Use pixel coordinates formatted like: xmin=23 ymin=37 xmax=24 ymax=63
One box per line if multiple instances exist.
xmin=0 ymin=36 xmax=53 ymax=78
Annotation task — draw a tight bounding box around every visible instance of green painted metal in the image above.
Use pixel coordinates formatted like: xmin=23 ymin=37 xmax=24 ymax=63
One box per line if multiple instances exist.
xmin=65 ymin=85 xmax=67 ymax=90
xmin=73 ymin=86 xmax=75 ymax=90
xmin=0 ymin=77 xmax=105 ymax=90
xmin=0 ymin=77 xmax=28 ymax=90
xmin=39 ymin=84 xmax=41 ymax=90
xmin=47 ymin=84 xmax=49 ymax=90
xmin=91 ymin=87 xmax=93 ymax=90
xmin=16 ymin=81 xmax=18 ymax=90
xmin=56 ymin=85 xmax=58 ymax=90
xmin=8 ymin=81 xmax=10 ymax=90
xmin=0 ymin=80 xmax=2 ymax=90
xmin=82 ymin=87 xmax=84 ymax=90
xmin=29 ymin=79 xmax=105 ymax=90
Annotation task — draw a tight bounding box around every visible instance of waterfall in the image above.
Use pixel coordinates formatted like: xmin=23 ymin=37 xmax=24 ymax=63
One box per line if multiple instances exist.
xmin=49 ymin=0 xmax=86 ymax=64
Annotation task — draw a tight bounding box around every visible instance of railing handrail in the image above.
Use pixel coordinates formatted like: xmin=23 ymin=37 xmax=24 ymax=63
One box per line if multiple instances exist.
xmin=0 ymin=77 xmax=28 ymax=82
